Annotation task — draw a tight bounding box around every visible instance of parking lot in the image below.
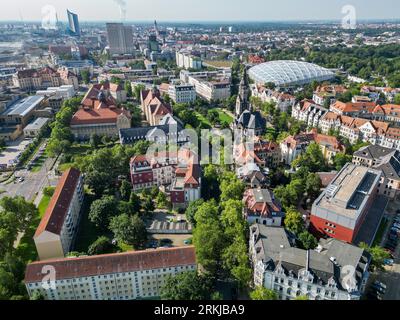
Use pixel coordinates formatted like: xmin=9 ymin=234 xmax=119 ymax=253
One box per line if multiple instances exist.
xmin=0 ymin=137 xmax=32 ymax=171
xmin=365 ymin=198 xmax=400 ymax=300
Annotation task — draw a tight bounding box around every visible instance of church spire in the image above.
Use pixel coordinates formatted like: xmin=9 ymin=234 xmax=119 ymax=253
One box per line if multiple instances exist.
xmin=235 ymin=66 xmax=251 ymax=117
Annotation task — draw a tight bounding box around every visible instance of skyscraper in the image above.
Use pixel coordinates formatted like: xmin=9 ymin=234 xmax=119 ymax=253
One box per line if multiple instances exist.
xmin=67 ymin=9 xmax=80 ymax=37
xmin=106 ymin=23 xmax=134 ymax=55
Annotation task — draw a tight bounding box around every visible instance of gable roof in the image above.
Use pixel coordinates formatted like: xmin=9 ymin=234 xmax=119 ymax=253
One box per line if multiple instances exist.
xmin=34 ymin=168 xmax=81 ymax=238
xmin=25 ymin=246 xmax=196 ymax=283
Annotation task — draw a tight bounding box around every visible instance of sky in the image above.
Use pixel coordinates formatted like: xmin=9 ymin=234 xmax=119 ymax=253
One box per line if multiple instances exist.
xmin=1 ymin=0 xmax=399 ymax=22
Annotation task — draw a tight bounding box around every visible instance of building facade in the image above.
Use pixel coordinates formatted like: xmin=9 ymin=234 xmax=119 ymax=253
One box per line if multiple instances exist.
xmin=25 ymin=246 xmax=197 ymax=300
xmin=310 ymin=163 xmax=382 ymax=244
xmin=353 ymin=145 xmax=400 ymax=199
xmin=34 ymin=168 xmax=84 ymax=261
xmin=249 ymin=224 xmax=371 ymax=300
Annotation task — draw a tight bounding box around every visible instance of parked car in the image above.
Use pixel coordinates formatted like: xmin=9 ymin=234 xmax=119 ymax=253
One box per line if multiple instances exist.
xmin=383 ymin=259 xmax=394 ymax=266
xmin=18 ymin=177 xmax=25 ymax=183
xmin=373 ymin=281 xmax=387 ymax=290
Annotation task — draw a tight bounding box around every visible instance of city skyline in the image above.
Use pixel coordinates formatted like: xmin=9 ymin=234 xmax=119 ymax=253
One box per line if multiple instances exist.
xmin=1 ymin=0 xmax=399 ymax=22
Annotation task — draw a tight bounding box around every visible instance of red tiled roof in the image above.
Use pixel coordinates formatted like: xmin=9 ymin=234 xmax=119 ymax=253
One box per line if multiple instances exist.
xmin=71 ymin=106 xmax=130 ymax=125
xmin=25 ymin=246 xmax=197 ymax=283
xmin=34 ymin=168 xmax=81 ymax=238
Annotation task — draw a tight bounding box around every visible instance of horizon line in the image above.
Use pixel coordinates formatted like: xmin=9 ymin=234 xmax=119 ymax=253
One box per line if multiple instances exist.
xmin=1 ymin=18 xmax=400 ymax=24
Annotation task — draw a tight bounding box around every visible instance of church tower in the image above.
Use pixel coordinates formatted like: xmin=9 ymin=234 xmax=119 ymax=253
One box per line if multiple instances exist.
xmin=235 ymin=66 xmax=251 ymax=117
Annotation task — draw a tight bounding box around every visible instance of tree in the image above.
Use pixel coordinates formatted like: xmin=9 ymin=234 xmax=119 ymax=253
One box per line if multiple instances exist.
xmin=80 ymin=70 xmax=90 ymax=84
xmin=284 ymin=208 xmax=305 ymax=235
xmin=298 ymin=231 xmax=318 ymax=250
xmin=90 ymin=134 xmax=101 ymax=149
xmin=221 ymin=240 xmax=252 ymax=288
xmin=305 ymin=173 xmax=322 ymax=201
xmin=141 ymin=196 xmax=155 ymax=215
xmin=219 ymin=172 xmax=245 ymax=202
xmin=295 ymin=295 xmax=309 ymax=300
xmin=394 ymin=94 xmax=400 ymax=105
xmin=124 ymin=81 xmax=133 ymax=97
xmin=0 ymin=197 xmax=38 ymax=258
xmin=30 ymin=291 xmax=45 ymax=300
xmin=160 ymin=271 xmax=213 ymax=300
xmin=155 ymin=192 xmax=170 ymax=209
xmin=119 ymin=180 xmax=132 ymax=201
xmin=193 ymin=201 xmax=225 ymax=274
xmin=359 ymin=242 xmax=390 ymax=271
xmin=202 ymin=165 xmax=221 ymax=200
xmin=88 ymin=236 xmax=114 ymax=255
xmin=134 ymin=84 xmax=146 ymax=101
xmin=129 ymin=192 xmax=141 ymax=213
xmin=185 ymin=199 xmax=204 ymax=225
xmin=109 ymin=214 xmax=147 ymax=249
xmin=89 ymin=195 xmax=118 ymax=230
xmin=292 ymin=142 xmax=327 ymax=172
xmin=250 ymin=287 xmax=278 ymax=300
xmin=333 ymin=153 xmax=352 ymax=171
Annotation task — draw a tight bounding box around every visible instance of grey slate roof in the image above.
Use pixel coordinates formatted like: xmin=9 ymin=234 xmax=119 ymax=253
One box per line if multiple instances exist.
xmin=251 ymin=224 xmax=371 ymax=288
xmin=236 ymin=110 xmax=266 ymax=131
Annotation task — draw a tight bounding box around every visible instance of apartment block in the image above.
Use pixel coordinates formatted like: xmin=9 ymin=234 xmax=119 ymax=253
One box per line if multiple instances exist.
xmin=34 ymin=168 xmax=84 ymax=261
xmin=25 ymin=246 xmax=197 ymax=300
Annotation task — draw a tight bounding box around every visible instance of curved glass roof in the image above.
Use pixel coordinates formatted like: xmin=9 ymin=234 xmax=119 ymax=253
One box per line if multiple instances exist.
xmin=248 ymin=60 xmax=335 ymax=87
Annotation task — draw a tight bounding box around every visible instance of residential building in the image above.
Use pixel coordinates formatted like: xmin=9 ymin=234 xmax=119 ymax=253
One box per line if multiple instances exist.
xmin=318 ymin=111 xmax=392 ymax=146
xmin=168 ymin=83 xmax=196 ymax=104
xmin=330 ymin=101 xmax=377 ymax=118
xmin=106 ymin=23 xmax=134 ymax=55
xmin=176 ymin=52 xmax=202 ymax=70
xmin=280 ymin=133 xmax=314 ymax=165
xmin=34 ymin=168 xmax=84 ymax=261
xmin=141 ymin=88 xmax=172 ymax=126
xmin=25 ymin=246 xmax=197 ymax=300
xmin=23 ymin=117 xmax=50 ymax=138
xmin=70 ymin=85 xmax=131 ymax=140
xmin=312 ymin=85 xmax=347 ymax=106
xmin=243 ymin=188 xmax=284 ymax=226
xmin=252 ymin=85 xmax=296 ymax=112
xmin=130 ymin=150 xmax=201 ymax=208
xmin=13 ymin=67 xmax=62 ymax=91
xmin=249 ymin=224 xmax=371 ymax=300
xmin=310 ymin=163 xmax=382 ymax=244
xmin=291 ymin=100 xmax=328 ymax=129
xmin=353 ymin=145 xmax=400 ymax=199
xmin=180 ymin=70 xmax=231 ymax=102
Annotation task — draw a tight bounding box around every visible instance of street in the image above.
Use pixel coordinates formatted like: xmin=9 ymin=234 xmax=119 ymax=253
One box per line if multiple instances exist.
xmin=0 ymin=156 xmax=59 ymax=203
xmin=366 ymin=196 xmax=400 ymax=300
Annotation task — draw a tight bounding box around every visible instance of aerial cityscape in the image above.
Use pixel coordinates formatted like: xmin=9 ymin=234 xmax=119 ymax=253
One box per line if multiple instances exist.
xmin=1 ymin=0 xmax=400 ymax=306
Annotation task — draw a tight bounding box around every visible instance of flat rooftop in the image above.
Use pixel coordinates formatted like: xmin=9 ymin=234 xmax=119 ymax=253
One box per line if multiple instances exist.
xmin=24 ymin=117 xmax=50 ymax=131
xmin=1 ymin=95 xmax=44 ymax=117
xmin=315 ymin=164 xmax=381 ymax=219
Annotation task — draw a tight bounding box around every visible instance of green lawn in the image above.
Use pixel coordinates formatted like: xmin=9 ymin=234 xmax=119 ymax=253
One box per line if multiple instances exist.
xmin=31 ymin=153 xmax=48 ymax=173
xmin=14 ymin=191 xmax=56 ymax=262
xmin=74 ymin=195 xmax=104 ymax=253
xmin=194 ymin=112 xmax=212 ymax=127
xmin=214 ymin=109 xmax=233 ymax=125
xmin=38 ymin=193 xmax=52 ymax=217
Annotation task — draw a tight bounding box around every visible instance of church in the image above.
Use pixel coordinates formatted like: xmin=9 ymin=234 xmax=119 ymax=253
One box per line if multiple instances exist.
xmin=233 ymin=66 xmax=266 ymax=137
